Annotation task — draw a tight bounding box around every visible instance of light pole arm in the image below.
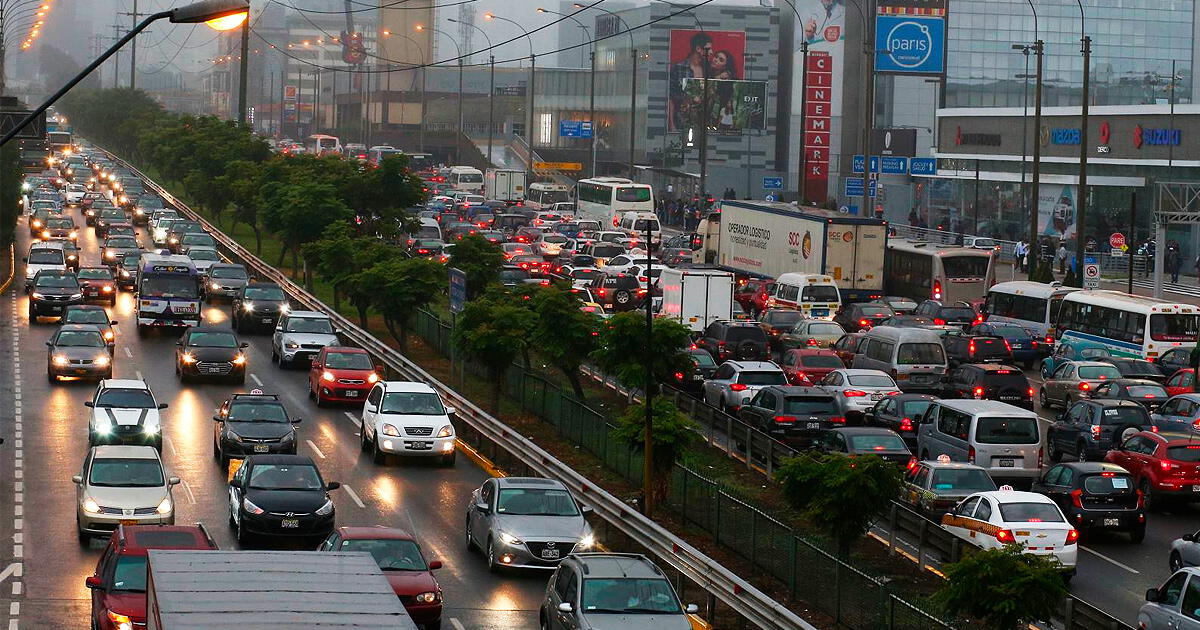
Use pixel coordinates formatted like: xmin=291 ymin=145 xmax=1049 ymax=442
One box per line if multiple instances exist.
xmin=1 ymin=9 xmax=172 ymax=146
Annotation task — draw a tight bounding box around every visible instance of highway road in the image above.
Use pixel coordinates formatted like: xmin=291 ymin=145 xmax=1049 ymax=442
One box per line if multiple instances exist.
xmin=2 ymin=207 xmax=548 ymax=628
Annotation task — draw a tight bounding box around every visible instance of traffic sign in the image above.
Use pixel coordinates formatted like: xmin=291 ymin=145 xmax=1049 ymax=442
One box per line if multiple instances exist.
xmin=448 ymin=268 xmax=467 ymax=314
xmin=852 ymin=155 xmax=879 ymax=174
xmin=1110 ymin=232 xmax=1126 ymax=249
xmin=558 ymin=120 xmax=593 ymax=138
xmin=909 ymin=157 xmax=936 ymax=175
xmin=764 ymin=194 xmax=777 ymax=202
xmin=1083 ymin=262 xmax=1100 ymax=289
xmin=844 ymin=177 xmax=877 ymax=198
xmin=533 ymin=161 xmax=583 ymax=172
xmin=0 ymin=110 xmax=45 ymax=140
xmin=762 ymin=176 xmax=783 ymax=190
xmin=1085 ymin=237 xmax=1098 ymax=252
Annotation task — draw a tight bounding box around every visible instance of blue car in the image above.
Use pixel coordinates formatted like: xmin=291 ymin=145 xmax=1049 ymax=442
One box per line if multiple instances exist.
xmin=969 ymin=322 xmax=1045 ymax=369
xmin=1040 ymin=343 xmax=1113 ymax=379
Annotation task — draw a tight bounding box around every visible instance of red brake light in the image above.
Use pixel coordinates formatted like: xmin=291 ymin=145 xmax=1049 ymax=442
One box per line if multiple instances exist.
xmin=1045 ymin=335 xmax=1054 ymax=345
xmin=830 ymin=416 xmax=846 ymax=424
xmin=934 ymin=318 xmax=947 ymax=326
xmin=842 ymin=390 xmax=867 ymax=397
xmin=1161 ymin=460 xmax=1174 ymax=471
xmin=1070 ymin=489 xmax=1083 ymax=508
xmin=773 ymin=415 xmax=796 ymax=424
xmin=994 ymin=369 xmax=1011 ymax=375
xmin=674 ymin=372 xmax=684 ymax=381
xmin=859 ymin=319 xmax=869 ymax=326
xmin=995 ymin=528 xmax=1015 ymax=544
xmin=1004 ymin=339 xmax=1012 ymax=353
xmin=932 ymin=280 xmax=942 ymax=300
xmin=1091 ymin=425 xmax=1101 ymax=438
xmin=806 ymin=338 xmax=819 ymax=346
xmin=973 ymin=386 xmax=984 ymax=398
xmin=730 ymin=383 xmax=749 ymax=391
xmin=1027 ymin=387 xmax=1035 ymax=397
xmin=1101 ymin=471 xmax=1116 ymax=477
xmin=906 ymin=456 xmax=917 ymax=471
xmin=900 ymin=417 xmax=913 ymax=432
xmin=1079 ymin=382 xmax=1091 ymax=391
xmin=1038 ymin=447 xmax=1043 ymax=468
xmin=968 ymin=446 xmax=976 ymax=464
xmin=968 ymin=342 xmax=976 ymax=355
xmin=873 ymin=445 xmax=886 ymax=451
xmin=1066 ymin=529 xmax=1080 ymax=544
xmin=974 ymin=314 xmax=985 ymax=324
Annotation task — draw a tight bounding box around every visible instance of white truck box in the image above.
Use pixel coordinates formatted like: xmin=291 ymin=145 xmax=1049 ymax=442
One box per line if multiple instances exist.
xmin=660 ymin=267 xmax=735 ymax=332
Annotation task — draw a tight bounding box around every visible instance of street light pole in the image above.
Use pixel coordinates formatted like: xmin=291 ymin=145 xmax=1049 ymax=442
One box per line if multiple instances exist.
xmin=484 ymin=13 xmax=535 ymax=181
xmin=629 ymin=48 xmax=637 ymax=179
xmin=537 ymin=8 xmax=593 ymax=175
xmin=237 ymin=15 xmax=249 ymax=125
xmin=416 ymin=25 xmax=463 ymax=163
xmin=860 ymin=0 xmax=876 ymax=219
xmin=1029 ymin=39 xmax=1044 ymax=279
xmin=1074 ymin=0 xmax=1091 ymax=282
xmin=450 ymin=17 xmax=495 ymax=166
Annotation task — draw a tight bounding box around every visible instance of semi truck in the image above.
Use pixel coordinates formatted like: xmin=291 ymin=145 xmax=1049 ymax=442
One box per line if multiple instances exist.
xmin=659 ymin=267 xmax=735 ymax=332
xmin=485 ymin=168 xmax=526 ymax=203
xmin=693 ymin=201 xmax=887 ymax=302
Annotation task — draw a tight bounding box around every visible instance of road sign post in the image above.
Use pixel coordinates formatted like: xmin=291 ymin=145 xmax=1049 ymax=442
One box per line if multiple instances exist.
xmin=1083 ymin=255 xmax=1100 ymax=290
xmin=762 ymin=176 xmax=783 ymax=190
xmin=1109 ymin=232 xmax=1126 ymax=250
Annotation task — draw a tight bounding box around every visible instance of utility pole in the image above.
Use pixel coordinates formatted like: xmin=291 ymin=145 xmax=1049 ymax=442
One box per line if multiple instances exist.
xmin=860 ymin=0 xmax=877 ymax=220
xmin=237 ymin=17 xmax=249 ymax=125
xmin=109 ymin=25 xmax=125 ymax=88
xmin=1028 ymin=39 xmax=1044 ymax=280
xmin=588 ymin=50 xmax=595 ymax=176
xmin=527 ymin=53 xmax=536 ymax=184
xmin=1074 ymin=1 xmax=1091 ymax=283
xmin=642 ymin=219 xmax=655 ymax=516
xmin=629 ymin=48 xmax=637 ymax=179
xmin=488 ymin=54 xmax=495 ymax=167
xmin=119 ymin=1 xmax=143 ymax=89
xmin=1127 ymin=191 xmax=1136 ymax=294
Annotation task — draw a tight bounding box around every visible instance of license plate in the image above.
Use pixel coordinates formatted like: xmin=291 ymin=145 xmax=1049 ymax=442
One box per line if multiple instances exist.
xmin=1000 ymin=396 xmax=1019 ymax=401
xmin=541 ymin=548 xmax=561 ymax=560
xmin=406 ymin=441 xmax=433 ymax=450
xmin=260 ymin=317 xmax=273 ymax=324
xmin=1193 ymin=485 xmax=1200 ymax=492
xmin=806 ymin=422 xmax=821 ymax=429
xmin=49 ymin=306 xmax=62 ymax=312
xmin=345 ymin=390 xmax=359 ymax=398
xmin=870 ymin=393 xmax=883 ymax=401
xmin=75 ymin=369 xmax=89 ymax=375
xmin=119 ymin=519 xmax=139 ymax=525
xmin=1103 ymin=518 xmax=1119 ymax=526
xmin=999 ymin=459 xmax=1015 ymax=467
xmin=253 ymin=444 xmax=270 ymax=453
xmin=280 ymin=518 xmax=299 ymax=528
xmin=1012 ymin=343 xmax=1024 ymax=348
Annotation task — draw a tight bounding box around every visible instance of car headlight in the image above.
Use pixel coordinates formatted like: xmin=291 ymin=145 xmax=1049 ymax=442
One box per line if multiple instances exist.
xmin=120 ymin=270 xmax=130 ymax=278
xmin=52 ymin=354 xmax=69 ymax=366
xmin=315 ymin=499 xmax=334 ymax=516
xmin=413 ymin=591 xmax=441 ymax=604
xmin=31 ymin=292 xmax=44 ymax=300
xmin=168 ymin=238 xmax=178 ymax=244
xmin=93 ymin=355 xmax=110 ymax=367
xmin=180 ymin=352 xmax=195 ymax=364
xmin=20 ymin=183 xmax=29 ymax=191
xmin=226 ymin=429 xmax=241 ymax=442
xmin=322 ymin=371 xmax=335 ymax=382
xmin=70 ymin=293 xmax=83 ymax=300
xmin=232 ymin=354 xmax=246 ymax=365
xmin=68 ymin=231 xmax=77 ymax=238
xmin=155 ymin=497 xmax=172 ymax=515
xmin=279 ymin=304 xmax=290 ymax=313
xmin=135 ymin=209 xmax=144 ymax=215
xmin=242 ymin=301 xmax=254 ymax=312
xmin=497 ymin=531 xmax=522 ymax=546
xmin=436 ymin=424 xmax=454 ymax=438
xmin=577 ymin=533 xmax=595 ymax=550
xmin=103 ymin=330 xmax=114 ymax=341
xmin=101 ymin=285 xmax=113 ymax=293
xmin=367 ymin=372 xmax=379 ymax=384
xmin=242 ymin=497 xmax=265 ymax=515
xmin=285 ymin=342 xmax=299 ymax=349
xmin=105 ymin=251 xmax=115 ymax=259
xmin=94 ymin=417 xmax=112 ymax=434
xmin=83 ymin=497 xmax=102 ymax=514
xmin=31 ymin=220 xmax=41 ymax=228
xmin=144 ymin=419 xmax=160 ymax=434
xmin=381 ymin=424 xmax=401 ymax=437
xmin=41 ymin=230 xmax=50 ymax=238
xmin=211 ymin=281 xmax=220 ymax=290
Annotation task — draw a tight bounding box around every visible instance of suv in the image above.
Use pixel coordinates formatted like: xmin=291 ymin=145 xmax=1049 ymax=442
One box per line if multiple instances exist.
xmin=696 ymin=320 xmax=770 ymax=363
xmin=758 ymin=309 xmax=804 ymax=350
xmin=73 ymin=445 xmax=180 ymax=541
xmin=941 ymin=364 xmax=1033 ymax=410
xmin=85 ymin=379 xmax=167 ymax=449
xmin=359 ymin=381 xmax=457 ymax=466
xmin=701 ymin=360 xmax=787 ymax=413
xmin=23 ymin=241 xmax=68 ymax=290
xmin=202 ymin=262 xmax=249 ymax=301
xmin=1032 ymin=462 xmax=1145 ymax=541
xmin=941 ymin=333 xmax=1012 ymax=368
xmin=271 ymin=310 xmax=339 ymax=368
xmin=28 ymin=269 xmax=82 ymax=322
xmin=213 ymin=392 xmax=301 ymax=466
xmin=1047 ymin=398 xmax=1154 ymax=462
xmin=588 ymin=273 xmax=645 ymax=312
xmin=902 ymin=457 xmax=996 ymax=517
xmin=913 ymin=300 xmax=977 ymax=328
xmin=738 ymin=385 xmax=842 ymax=443
xmin=541 ymin=553 xmax=698 ymax=630
xmin=232 ymin=282 xmax=290 ymax=333
xmin=834 ymin=302 xmax=895 ymax=333
xmin=85 ymin=524 xmax=218 ymax=630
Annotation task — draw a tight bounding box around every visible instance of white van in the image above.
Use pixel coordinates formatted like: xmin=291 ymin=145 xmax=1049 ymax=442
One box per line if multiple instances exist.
xmin=916 ymin=399 xmax=1043 ymax=485
xmin=24 ymin=241 xmax=67 ymax=290
xmin=617 ymin=211 xmax=662 ymax=249
xmin=850 ymin=326 xmax=948 ymax=393
xmin=448 ymin=166 xmax=484 ymax=193
xmin=767 ymin=273 xmax=840 ymax=320
xmin=415 ymin=217 xmax=442 ymax=241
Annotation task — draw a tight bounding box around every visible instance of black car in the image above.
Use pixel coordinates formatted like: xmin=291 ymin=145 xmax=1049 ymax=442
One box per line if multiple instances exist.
xmin=738 ymin=385 xmax=841 ymax=443
xmin=863 ymin=393 xmax=938 ymax=441
xmin=165 ymin=221 xmax=206 ymax=254
xmin=874 ymin=315 xmax=937 ymax=329
xmin=115 ymin=252 xmax=142 ymax=291
xmin=874 ymin=296 xmax=918 ymax=315
xmin=62 ymin=305 xmax=117 ymax=350
xmin=941 ymin=364 xmax=1033 ymax=410
xmin=671 ymin=347 xmax=718 ymax=394
xmin=814 ymin=427 xmax=914 ymax=468
xmin=227 ymin=454 xmax=339 ymax=544
xmin=1156 ymin=347 xmax=1193 ymax=376
xmin=232 ymin=282 xmax=290 ymax=333
xmin=93 ymin=207 xmax=128 ymax=238
xmin=28 ymin=269 xmax=83 ymax=323
xmin=1090 ymin=378 xmax=1169 ymax=412
xmin=1101 ymin=358 xmax=1168 ymax=384
xmin=1047 ymin=399 xmax=1155 ymax=462
xmin=589 ymin=273 xmax=645 ymax=312
xmin=941 ymin=334 xmax=1013 ymax=368
xmin=912 ymin=300 xmax=978 ymax=328
xmin=175 ymin=327 xmax=248 ymax=384
xmin=758 ymin=309 xmax=804 ymax=350
xmin=834 ymin=302 xmax=895 ymax=333
xmin=213 ymin=392 xmax=301 ymax=467
xmin=1031 ymin=462 xmax=1145 ymax=541
xmin=696 ymin=320 xmax=770 ymax=363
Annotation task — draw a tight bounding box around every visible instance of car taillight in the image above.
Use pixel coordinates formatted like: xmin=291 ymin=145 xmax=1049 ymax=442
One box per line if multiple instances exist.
xmin=906 ymin=457 xmax=917 ymax=471
xmin=1030 ymin=340 xmax=1038 ymax=347
xmin=968 ymin=446 xmax=976 ymax=464
xmin=730 ymin=383 xmax=748 ymax=391
xmin=1027 ymin=387 xmax=1034 ymax=397
xmin=974 ymin=314 xmax=985 ymax=324
xmin=1004 ymin=339 xmax=1012 ymax=353
xmin=1070 ymin=488 xmax=1084 ymax=508
xmin=774 ymin=415 xmax=796 ymax=424
xmin=830 ymin=416 xmax=846 ymax=424
xmin=995 ymin=529 xmax=1015 ymax=544
xmin=1078 ymin=382 xmax=1091 ymax=391
xmin=1091 ymin=425 xmax=1101 ymax=438
xmin=973 ymin=386 xmax=984 ymax=398
xmin=859 ymin=319 xmax=869 ymax=326
xmin=932 ymin=280 xmax=942 ymax=300
xmin=1136 ymin=488 xmax=1145 ymax=508
xmin=900 ymin=417 xmax=913 ymax=432
xmin=792 ymin=371 xmax=807 ymax=384
xmin=1038 ymin=447 xmax=1043 ymax=468
xmin=934 ymin=318 xmax=946 ymax=326
xmin=1045 ymin=334 xmax=1054 ymax=345
xmin=674 ymin=371 xmax=684 ymax=381
xmin=1065 ymin=529 xmax=1079 ymax=544
xmin=842 ymin=390 xmax=867 ymax=397
xmin=806 ymin=338 xmax=819 ymax=346
xmin=1161 ymin=460 xmax=1174 ymax=472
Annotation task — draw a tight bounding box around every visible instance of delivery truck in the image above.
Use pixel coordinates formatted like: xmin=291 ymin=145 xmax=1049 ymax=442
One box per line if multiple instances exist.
xmin=693 ymin=201 xmax=887 ymax=302
xmin=485 ymin=168 xmax=527 ymax=204
xmin=145 ymin=550 xmax=418 ymax=629
xmin=659 ymin=267 xmax=735 ymax=332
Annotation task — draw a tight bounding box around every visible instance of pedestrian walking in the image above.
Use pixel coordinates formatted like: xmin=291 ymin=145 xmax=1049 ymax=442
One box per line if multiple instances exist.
xmin=1057 ymin=242 xmax=1068 ymax=275
xmin=1167 ymin=243 xmax=1181 ymax=283
xmin=1014 ymin=239 xmax=1028 ymax=273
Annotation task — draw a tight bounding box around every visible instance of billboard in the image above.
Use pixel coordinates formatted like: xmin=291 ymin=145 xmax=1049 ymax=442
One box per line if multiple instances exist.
xmin=1037 ymin=183 xmax=1077 ymax=242
xmin=794 ymin=0 xmax=846 ymax=202
xmin=874 ymin=15 xmax=946 ymax=74
xmin=678 ymin=79 xmax=766 ymax=134
xmin=667 ymin=29 xmax=747 ymax=132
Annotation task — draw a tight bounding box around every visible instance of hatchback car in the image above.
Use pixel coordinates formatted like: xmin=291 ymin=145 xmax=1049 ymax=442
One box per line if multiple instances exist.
xmin=1032 ymin=462 xmax=1145 ymax=541
xmin=1040 ymin=360 xmax=1123 ymax=409
xmin=864 ymin=393 xmax=938 ymax=441
xmin=318 ymin=527 xmax=444 ymax=627
xmin=913 ymin=300 xmax=978 ymax=329
xmin=1103 ymin=357 xmax=1169 ymax=384
xmin=779 ymin=348 xmax=844 ymax=386
xmin=540 ymin=553 xmax=697 ymax=630
xmin=738 ymin=385 xmax=842 ymax=442
xmin=1048 ymin=399 xmax=1155 ymax=462
xmin=201 ymin=262 xmax=249 ymax=301
xmin=466 ymin=477 xmax=594 ymax=571
xmin=817 ymin=369 xmax=902 ymax=422
xmin=816 ymin=427 xmax=914 ymax=469
xmin=940 ymin=489 xmax=1078 ymax=574
xmin=696 ymin=320 xmax=770 ymax=363
xmin=1106 ymin=431 xmax=1200 ymax=509
xmin=360 ymin=381 xmax=457 ymax=466
xmin=702 ymin=360 xmax=787 ymax=413
xmin=175 ymin=327 xmax=248 ymax=384
xmin=1153 ymin=394 xmax=1200 ymax=432
xmin=1091 ymin=379 xmax=1170 ymax=412
xmin=941 ymin=334 xmax=1012 ymax=369
xmin=1139 ymin=568 xmax=1200 ymax=630
xmin=47 ymin=324 xmax=112 ymax=382
xmin=670 ymin=347 xmax=717 ymax=395
xmin=759 ymin=308 xmax=805 ymax=349
xmin=85 ymin=379 xmax=166 ymax=449
xmin=272 ymin=310 xmax=339 ymax=368
xmin=734 ymin=278 xmax=773 ymax=319
xmin=227 ymin=454 xmax=340 ymax=544
xmin=902 ymin=456 xmax=996 ymax=517
xmin=309 ymin=346 xmax=380 ymax=405
xmin=835 ymin=302 xmax=895 ymax=333
xmin=779 ymin=319 xmax=847 ymax=350
xmin=1166 ymin=369 xmax=1196 ymax=396
xmin=967 ymin=322 xmax=1043 ymax=368
xmin=232 ymin=282 xmax=290 ymax=333
xmin=74 ymin=446 xmax=179 ymax=542
xmin=213 ymin=392 xmax=301 ymax=466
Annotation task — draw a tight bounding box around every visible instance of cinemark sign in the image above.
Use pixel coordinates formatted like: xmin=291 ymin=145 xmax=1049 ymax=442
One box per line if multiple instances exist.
xmin=804 ymin=52 xmax=833 ymax=202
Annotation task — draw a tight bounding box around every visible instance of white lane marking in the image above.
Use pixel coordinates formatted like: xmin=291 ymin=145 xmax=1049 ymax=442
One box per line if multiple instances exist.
xmin=343 ymin=411 xmax=360 ymax=426
xmin=164 ymin=435 xmax=177 ymax=458
xmin=124 ymin=347 xmax=133 ymax=358
xmin=305 ymin=440 xmax=326 ymax=459
xmin=342 ymin=484 xmax=366 ymax=509
xmin=450 ymin=619 xmax=466 ymax=630
xmin=0 ymin=563 xmax=21 ymax=584
xmin=250 ymin=373 xmax=263 ymax=386
xmin=180 ymin=479 xmax=197 ymax=504
xmin=135 ymin=370 xmax=143 ymax=381
xmin=1080 ymin=545 xmax=1140 ymax=574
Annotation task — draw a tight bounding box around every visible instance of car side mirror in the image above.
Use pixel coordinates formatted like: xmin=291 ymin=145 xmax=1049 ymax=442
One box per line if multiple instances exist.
xmin=291 ymin=418 xmax=303 ymax=424
xmin=1146 ymin=587 xmax=1160 ymax=602
xmin=275 ymin=326 xmax=283 ymax=332
xmin=110 ymin=320 xmax=118 ymax=325
xmin=175 ymin=341 xmax=182 ymax=346
xmin=1184 ymin=533 xmax=1196 ymax=542
xmin=44 ymin=341 xmax=52 ymax=347
xmin=366 ymin=405 xmax=377 ymax=413
xmin=240 ymin=342 xmax=249 ymax=348
xmin=474 ymin=502 xmax=490 ymax=513
xmin=213 ymin=416 xmax=223 ymax=423
xmin=685 ymin=604 xmax=700 ymax=614
xmin=557 ymin=602 xmax=574 ymax=614
xmin=428 ymin=560 xmax=443 ymax=570
xmin=580 ymin=505 xmax=593 ymax=515
xmin=311 ymin=360 xmax=319 ymax=369
xmin=72 ymin=475 xmax=83 ymax=485
xmin=168 ymin=476 xmax=181 ymax=486
xmin=326 ymin=481 xmax=341 ymax=491
xmin=84 ymin=401 xmax=94 ymax=408
xmin=444 ymin=407 xmax=456 ymax=416
xmin=85 ymin=576 xmax=103 ymax=590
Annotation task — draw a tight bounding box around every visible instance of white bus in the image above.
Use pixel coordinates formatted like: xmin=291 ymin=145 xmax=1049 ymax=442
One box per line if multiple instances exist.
xmin=981 ymin=281 xmax=1080 ymax=340
xmin=306 ymin=134 xmax=342 ymax=156
xmin=1054 ymin=290 xmax=1198 ymax=360
xmin=367 ymin=145 xmax=401 ymax=165
xmin=448 ymin=166 xmax=484 ymax=193
xmin=525 ymin=182 xmax=571 ymax=211
xmin=885 ymin=240 xmax=996 ymax=306
xmin=574 ymin=177 xmax=654 ymax=228
xmin=136 ymin=254 xmax=201 ymax=332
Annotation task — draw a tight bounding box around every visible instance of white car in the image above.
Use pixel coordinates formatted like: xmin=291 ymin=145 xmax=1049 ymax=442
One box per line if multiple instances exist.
xmin=1140 ymin=568 xmax=1200 ymax=630
xmin=84 ymin=379 xmax=166 ymax=450
xmin=535 ymin=233 xmax=570 ymax=259
xmin=598 ymin=254 xmax=642 ymax=275
xmin=360 ymin=381 xmax=457 ymax=466
xmin=816 ymin=369 xmax=902 ymax=420
xmin=272 ymin=310 xmax=339 ymax=368
xmin=185 ymin=246 xmax=222 ymax=274
xmin=941 ymin=488 xmax=1078 ymax=573
xmin=702 ymin=360 xmax=788 ymax=413
xmin=73 ymin=445 xmax=179 ymax=542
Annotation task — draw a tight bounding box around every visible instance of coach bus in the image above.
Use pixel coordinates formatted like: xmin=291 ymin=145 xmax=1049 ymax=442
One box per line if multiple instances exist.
xmin=885 ymin=240 xmax=996 ymax=306
xmin=981 ymin=281 xmax=1080 ymax=339
xmin=1053 ymin=290 xmax=1198 ymax=361
xmin=525 ymin=183 xmax=571 ymax=211
xmin=136 ymin=254 xmax=201 ymax=332
xmin=305 ymin=134 xmax=342 ymax=156
xmin=574 ymin=177 xmax=653 ymax=228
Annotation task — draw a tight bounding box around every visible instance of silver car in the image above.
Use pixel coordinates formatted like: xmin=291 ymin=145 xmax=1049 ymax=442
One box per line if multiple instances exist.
xmin=1039 ymin=360 xmax=1122 ymax=409
xmin=465 ymin=477 xmax=595 ymax=571
xmin=203 ymin=263 xmax=249 ymax=301
xmin=272 ymin=310 xmax=339 ymax=368
xmin=73 ymin=445 xmax=179 ymax=541
xmin=817 ymin=368 xmax=902 ymax=421
xmin=1171 ymin=531 xmax=1200 ymax=572
xmin=541 ymin=553 xmax=697 ymax=630
xmin=701 ymin=360 xmax=787 ymax=413
xmin=1140 ymin=568 xmax=1200 ymax=630
xmin=1153 ymin=394 xmax=1200 ymax=433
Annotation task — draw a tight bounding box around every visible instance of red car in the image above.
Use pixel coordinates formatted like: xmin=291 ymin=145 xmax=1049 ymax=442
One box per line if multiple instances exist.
xmin=319 ymin=526 xmax=443 ymax=628
xmin=1165 ymin=368 xmax=1195 ymax=396
xmin=87 ymin=524 xmax=219 ymax=630
xmin=780 ymin=349 xmax=844 ymax=385
xmin=734 ymin=278 xmax=773 ymax=318
xmin=308 ymin=346 xmax=379 ymax=405
xmin=77 ymin=266 xmax=118 ymax=304
xmin=831 ymin=332 xmax=866 ymax=368
xmin=1105 ymin=431 xmax=1200 ymax=507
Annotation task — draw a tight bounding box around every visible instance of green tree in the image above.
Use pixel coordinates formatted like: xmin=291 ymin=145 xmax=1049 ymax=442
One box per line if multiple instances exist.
xmin=225 ymin=160 xmax=265 ymax=253
xmin=361 ymin=257 xmax=444 ymax=350
xmin=302 ymin=222 xmax=358 ymax=312
xmin=260 ymin=180 xmax=352 ymax=272
xmin=449 ymin=234 xmax=505 ymax=299
xmin=612 ymin=398 xmax=697 ymax=505
xmin=775 ymin=452 xmax=904 ymax=558
xmin=0 ymin=145 xmax=20 ymax=249
xmin=934 ymin=545 xmax=1068 ymax=630
xmin=452 ymin=292 xmax=535 ymax=411
xmin=591 ymin=311 xmax=692 ymax=394
xmin=529 ymin=284 xmax=601 ymax=398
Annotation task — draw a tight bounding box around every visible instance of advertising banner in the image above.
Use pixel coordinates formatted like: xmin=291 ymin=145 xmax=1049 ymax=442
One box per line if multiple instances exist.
xmin=668 ymin=29 xmax=747 ymax=132
xmin=874 ymin=15 xmax=946 ymax=74
xmin=677 ymin=79 xmax=766 ymax=134
xmin=1037 ymin=183 xmax=1077 ymax=242
xmin=283 ymin=85 xmax=298 ymax=102
xmin=794 ymin=0 xmax=845 ymax=202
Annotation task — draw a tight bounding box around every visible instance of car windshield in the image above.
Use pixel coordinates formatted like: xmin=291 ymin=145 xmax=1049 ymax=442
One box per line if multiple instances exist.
xmin=782 ymin=396 xmax=837 ymax=414
xmin=55 ymin=330 xmax=106 ymax=347
xmin=930 ymin=468 xmax=996 ymax=492
xmin=380 ymin=392 xmax=445 ymax=415
xmin=1079 ymin=366 xmax=1121 ymax=380
xmin=341 ymin=538 xmax=427 ymax=571
xmin=592 ymin=244 xmax=624 ymax=257
xmin=800 ymin=354 xmax=843 ymax=368
xmin=988 ymin=324 xmax=1029 ymax=338
xmin=182 ymin=234 xmax=214 ymax=245
xmin=807 ymin=323 xmax=845 ymax=335
xmin=187 ymin=332 xmax=238 ymax=348
xmin=100 ymin=210 xmax=124 ymax=219
xmin=247 ymin=464 xmax=322 ymax=491
xmin=28 ymin=251 xmax=64 ymax=265
xmin=325 ymin=352 xmax=372 ymax=370
xmin=542 ymin=235 xmax=568 ymax=244
xmin=581 ymin=578 xmax=681 ymax=614
xmin=974 ymin=417 xmax=1039 ymax=444
xmin=765 ymin=311 xmax=804 ymax=326
xmin=998 ymin=502 xmax=1064 ymax=523
xmin=1150 ymin=314 xmax=1199 ymax=343
xmin=723 ymin=327 xmax=765 ymax=342
xmin=901 ymin=400 xmax=934 ymax=419
xmin=188 ymin=250 xmax=220 ymax=260
xmin=848 ymin=374 xmax=896 ymax=388
xmin=89 ymin=458 xmax=164 ymax=487
xmin=35 ymin=274 xmax=76 ymax=288
xmin=496 ymin=487 xmax=580 ymax=516
xmin=47 ymin=218 xmax=73 ymax=228
xmin=121 ymin=254 xmax=142 ymax=267
xmin=96 ymin=388 xmax=155 ymax=408
xmin=897 ymin=343 xmax=946 ymax=365
xmin=689 ymin=352 xmax=717 ymax=367
xmin=1098 ymin=406 xmax=1149 ymax=425
xmin=209 ymin=267 xmax=247 ymax=279
xmin=939 ymin=308 xmax=976 ymax=321
xmin=106 ymin=238 xmax=137 ymax=249
xmin=801 ymin=286 xmax=839 ymax=302
xmin=65 ymin=310 xmax=109 ymax=325
xmin=227 ymin=402 xmax=288 ymax=422
xmin=140 ymin=276 xmax=198 ymax=299
xmin=286 ymin=317 xmax=333 ymax=334
xmin=1126 ymin=385 xmax=1167 ymax=398
xmin=849 ymin=434 xmax=908 ymax=451
xmin=1082 ymin=474 xmax=1135 ymax=495
xmin=737 ymin=371 xmax=787 ymax=386
xmin=859 ymin=305 xmax=893 ymax=317
xmin=77 ymin=269 xmax=112 ymax=280
xmin=244 ymin=286 xmax=286 ymax=300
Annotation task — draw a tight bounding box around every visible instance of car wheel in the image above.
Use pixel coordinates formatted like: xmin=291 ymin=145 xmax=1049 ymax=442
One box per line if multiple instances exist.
xmin=1171 ymin=551 xmax=1184 ymax=572
xmin=315 ymin=389 xmax=326 ymax=407
xmin=372 ymin=436 xmax=387 ymax=465
xmin=212 ymin=436 xmax=220 ymax=460
xmin=1130 ymin=524 xmax=1146 ymax=544
xmin=47 ymin=371 xmax=56 ymax=384
xmin=26 ymin=307 xmax=35 ymax=323
xmin=465 ymin=517 xmax=478 ymax=551
xmin=1047 ymin=438 xmax=1062 ymax=463
xmin=1039 ymin=388 xmax=1052 ymax=409
xmin=1141 ymin=479 xmax=1156 ymax=512
xmin=271 ymin=348 xmax=280 ymax=365
xmin=1076 ymin=442 xmax=1091 ymax=462
xmin=486 ymin=538 xmax=501 ymax=573
xmin=360 ymin=421 xmax=370 ymax=452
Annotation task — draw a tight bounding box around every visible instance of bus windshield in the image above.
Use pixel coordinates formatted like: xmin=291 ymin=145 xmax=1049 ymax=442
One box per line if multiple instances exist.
xmin=535 ymin=190 xmax=570 ymax=204
xmin=140 ymin=275 xmax=198 ymax=299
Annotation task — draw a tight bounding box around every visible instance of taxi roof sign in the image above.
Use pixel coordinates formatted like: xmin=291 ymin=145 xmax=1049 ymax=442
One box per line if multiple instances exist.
xmin=999 ymin=484 xmax=1015 ymax=491
xmin=250 ymin=388 xmax=263 ymax=395
xmin=937 ymin=454 xmax=951 ymax=464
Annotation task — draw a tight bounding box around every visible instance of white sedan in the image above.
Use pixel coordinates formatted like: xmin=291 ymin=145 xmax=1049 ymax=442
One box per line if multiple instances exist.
xmin=940 ymin=488 xmax=1078 ymax=573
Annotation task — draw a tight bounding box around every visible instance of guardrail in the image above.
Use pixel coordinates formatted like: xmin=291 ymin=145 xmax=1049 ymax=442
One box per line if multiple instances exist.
xmin=108 ymin=153 xmax=818 ymax=630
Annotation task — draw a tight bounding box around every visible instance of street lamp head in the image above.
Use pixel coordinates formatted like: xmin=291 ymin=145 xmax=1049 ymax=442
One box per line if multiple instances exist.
xmin=484 ymin=12 xmax=495 ymax=20
xmin=537 ymin=7 xmax=548 ymax=12
xmin=1011 ymin=43 xmax=1025 ymax=50
xmin=413 ymin=25 xmax=422 ymax=31
xmin=169 ymin=0 xmax=249 ymax=27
